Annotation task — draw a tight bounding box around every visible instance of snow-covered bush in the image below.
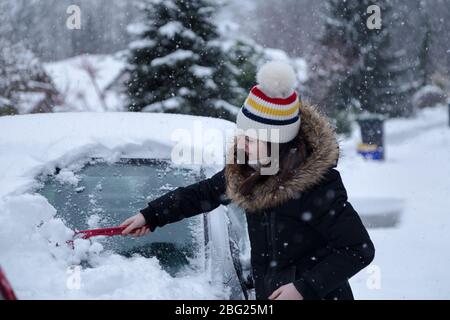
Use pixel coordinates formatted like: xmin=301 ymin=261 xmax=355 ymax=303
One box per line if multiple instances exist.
xmin=0 ymin=40 xmax=60 ymax=116
xmin=412 ymin=85 xmax=447 ymax=109
xmin=0 ymin=1 xmax=60 ymax=116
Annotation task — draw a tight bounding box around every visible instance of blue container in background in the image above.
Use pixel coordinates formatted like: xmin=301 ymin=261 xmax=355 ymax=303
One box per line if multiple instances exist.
xmin=356 ymin=114 xmax=386 ymax=161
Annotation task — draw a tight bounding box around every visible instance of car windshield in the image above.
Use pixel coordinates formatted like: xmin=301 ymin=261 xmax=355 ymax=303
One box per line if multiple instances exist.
xmin=38 ymin=158 xmax=204 ymax=276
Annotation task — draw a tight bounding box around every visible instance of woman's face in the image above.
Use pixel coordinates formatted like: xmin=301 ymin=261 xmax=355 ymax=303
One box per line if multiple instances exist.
xmin=237 ymin=134 xmax=270 ymax=164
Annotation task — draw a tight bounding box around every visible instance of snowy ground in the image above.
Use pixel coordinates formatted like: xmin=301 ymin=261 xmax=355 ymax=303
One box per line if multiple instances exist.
xmin=0 ymin=106 xmax=449 ymax=299
xmin=340 ymin=105 xmax=450 ymax=299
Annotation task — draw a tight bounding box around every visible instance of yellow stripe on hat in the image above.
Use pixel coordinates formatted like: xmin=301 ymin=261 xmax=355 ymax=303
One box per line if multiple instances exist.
xmin=246 ymin=97 xmax=300 ymax=117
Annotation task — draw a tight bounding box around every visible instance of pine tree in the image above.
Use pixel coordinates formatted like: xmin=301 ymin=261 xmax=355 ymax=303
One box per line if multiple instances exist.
xmin=224 ymin=38 xmax=264 ymax=106
xmin=356 ymin=1 xmax=417 ymax=117
xmin=125 ymin=0 xmax=239 ymax=119
xmin=307 ymin=0 xmax=417 ymax=126
xmin=305 ymin=0 xmax=367 ymax=133
xmin=417 ymin=2 xmax=433 ymax=88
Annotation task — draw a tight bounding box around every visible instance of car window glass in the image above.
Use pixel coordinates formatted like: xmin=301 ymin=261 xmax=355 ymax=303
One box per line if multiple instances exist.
xmin=38 ymin=159 xmax=204 ymax=276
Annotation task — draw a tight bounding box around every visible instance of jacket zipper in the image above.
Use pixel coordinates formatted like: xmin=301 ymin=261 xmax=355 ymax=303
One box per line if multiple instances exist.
xmin=263 ymin=211 xmax=270 ymax=263
xmin=264 ymin=210 xmax=277 ymax=295
xmin=263 ymin=211 xmax=271 ymax=294
xmin=269 ymin=211 xmax=276 ymax=265
xmin=264 ymin=211 xmax=276 ymax=266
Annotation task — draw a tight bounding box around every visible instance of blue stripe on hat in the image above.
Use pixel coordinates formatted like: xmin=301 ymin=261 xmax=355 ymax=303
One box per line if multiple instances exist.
xmin=242 ymin=106 xmax=299 ymax=125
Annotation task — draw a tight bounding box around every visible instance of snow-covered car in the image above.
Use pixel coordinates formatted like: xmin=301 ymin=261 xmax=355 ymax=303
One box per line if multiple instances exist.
xmin=0 ymin=112 xmax=253 ymax=299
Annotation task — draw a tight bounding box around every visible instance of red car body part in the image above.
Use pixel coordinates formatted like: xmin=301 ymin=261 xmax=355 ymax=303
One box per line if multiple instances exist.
xmin=0 ymin=266 xmax=17 ymax=300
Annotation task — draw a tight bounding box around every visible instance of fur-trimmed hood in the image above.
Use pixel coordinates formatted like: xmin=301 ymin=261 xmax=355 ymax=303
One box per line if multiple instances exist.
xmin=224 ymin=103 xmax=340 ymax=212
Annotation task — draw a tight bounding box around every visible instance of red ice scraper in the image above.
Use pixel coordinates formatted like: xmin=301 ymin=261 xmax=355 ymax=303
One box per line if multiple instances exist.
xmin=67 ymin=225 xmax=150 ymax=247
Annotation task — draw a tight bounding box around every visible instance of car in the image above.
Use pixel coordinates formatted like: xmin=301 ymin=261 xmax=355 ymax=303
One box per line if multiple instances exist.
xmin=0 ymin=112 xmax=254 ymax=299
xmin=0 ymin=266 xmax=17 ymax=300
xmin=38 ymin=157 xmax=254 ymax=299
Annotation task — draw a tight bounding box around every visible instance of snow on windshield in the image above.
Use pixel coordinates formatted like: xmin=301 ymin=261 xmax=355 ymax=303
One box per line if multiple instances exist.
xmin=38 ymin=159 xmax=205 ymax=276
xmin=0 ymin=112 xmax=234 ymax=299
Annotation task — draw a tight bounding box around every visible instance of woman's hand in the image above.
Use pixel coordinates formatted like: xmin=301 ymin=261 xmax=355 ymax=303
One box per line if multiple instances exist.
xmin=268 ymin=283 xmax=304 ymax=300
xmin=120 ymin=213 xmax=150 ymax=237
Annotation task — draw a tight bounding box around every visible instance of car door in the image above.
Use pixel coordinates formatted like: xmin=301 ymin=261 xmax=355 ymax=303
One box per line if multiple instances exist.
xmin=224 ymin=203 xmax=255 ymax=300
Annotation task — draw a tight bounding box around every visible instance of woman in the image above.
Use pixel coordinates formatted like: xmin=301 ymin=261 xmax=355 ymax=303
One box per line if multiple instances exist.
xmin=121 ymin=61 xmax=375 ymax=300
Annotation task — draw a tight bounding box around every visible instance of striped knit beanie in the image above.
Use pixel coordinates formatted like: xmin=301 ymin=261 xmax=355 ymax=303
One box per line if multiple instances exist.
xmin=236 ymin=61 xmax=301 ymax=143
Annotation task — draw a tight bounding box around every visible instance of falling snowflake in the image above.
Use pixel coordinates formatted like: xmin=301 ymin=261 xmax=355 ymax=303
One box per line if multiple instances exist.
xmin=301 ymin=211 xmax=312 ymax=221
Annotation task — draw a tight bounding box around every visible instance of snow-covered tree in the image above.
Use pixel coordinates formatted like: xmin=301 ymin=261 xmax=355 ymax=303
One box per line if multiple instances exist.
xmin=0 ymin=2 xmax=59 ymax=115
xmin=415 ymin=0 xmax=434 ymax=89
xmin=3 ymin=0 xmax=139 ymax=61
xmin=306 ymin=0 xmax=418 ymax=130
xmin=219 ymin=30 xmax=265 ymax=108
xmin=356 ymin=1 xmax=417 ymax=117
xmin=125 ymin=0 xmax=241 ymax=119
xmin=305 ymin=0 xmax=366 ymax=133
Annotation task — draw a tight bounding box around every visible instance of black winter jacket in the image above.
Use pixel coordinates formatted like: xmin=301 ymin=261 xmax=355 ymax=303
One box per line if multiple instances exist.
xmin=140 ymin=104 xmax=375 ymax=300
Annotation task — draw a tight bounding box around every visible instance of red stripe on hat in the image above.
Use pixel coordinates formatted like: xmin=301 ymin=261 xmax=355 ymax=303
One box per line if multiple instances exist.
xmin=251 ymin=85 xmax=298 ymax=105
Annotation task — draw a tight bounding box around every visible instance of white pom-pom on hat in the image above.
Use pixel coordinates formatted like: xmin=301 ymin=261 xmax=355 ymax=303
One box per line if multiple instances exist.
xmin=256 ymin=60 xmax=297 ymax=98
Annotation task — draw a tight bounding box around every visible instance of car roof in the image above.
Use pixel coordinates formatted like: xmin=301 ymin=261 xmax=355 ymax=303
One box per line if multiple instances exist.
xmin=0 ymin=112 xmax=234 ymax=197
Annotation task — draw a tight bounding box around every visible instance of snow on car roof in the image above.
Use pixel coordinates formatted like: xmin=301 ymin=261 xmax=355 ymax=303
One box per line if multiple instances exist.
xmin=0 ymin=112 xmax=235 ymax=198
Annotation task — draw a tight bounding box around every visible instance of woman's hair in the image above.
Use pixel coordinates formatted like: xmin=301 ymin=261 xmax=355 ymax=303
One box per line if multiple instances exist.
xmin=237 ymin=135 xmax=312 ymax=196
